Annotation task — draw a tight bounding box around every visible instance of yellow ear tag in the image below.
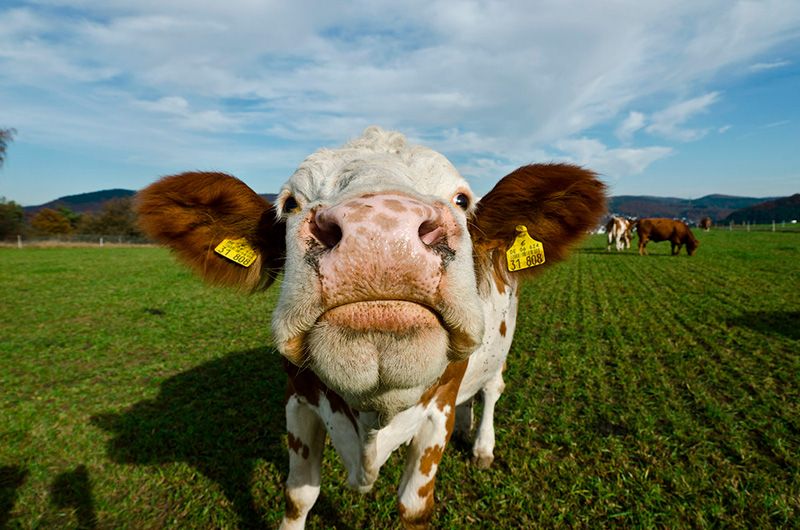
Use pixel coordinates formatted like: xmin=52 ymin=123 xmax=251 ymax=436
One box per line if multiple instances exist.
xmin=214 ymin=238 xmax=258 ymax=267
xmin=506 ymin=225 xmax=545 ymax=272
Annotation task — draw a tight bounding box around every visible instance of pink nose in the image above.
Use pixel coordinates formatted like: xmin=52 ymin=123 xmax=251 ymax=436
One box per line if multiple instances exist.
xmin=309 ymin=193 xmax=459 ymax=307
xmin=311 ymin=194 xmax=447 ymax=252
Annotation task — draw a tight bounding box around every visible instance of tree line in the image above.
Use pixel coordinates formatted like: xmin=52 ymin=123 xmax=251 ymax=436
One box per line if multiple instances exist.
xmin=0 ymin=197 xmax=144 ymax=241
xmin=0 ymin=128 xmax=144 ymax=241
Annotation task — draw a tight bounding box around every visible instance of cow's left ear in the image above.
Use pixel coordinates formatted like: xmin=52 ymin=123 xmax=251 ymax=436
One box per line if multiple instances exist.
xmin=136 ymin=171 xmax=285 ymax=292
xmin=469 ymin=163 xmax=606 ymax=284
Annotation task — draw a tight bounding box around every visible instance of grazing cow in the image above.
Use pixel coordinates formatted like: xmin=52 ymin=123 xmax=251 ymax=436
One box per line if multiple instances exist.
xmin=605 ymin=216 xmax=634 ymax=251
xmin=700 ymin=216 xmax=712 ymax=231
xmin=636 ymin=217 xmax=699 ymax=256
xmin=136 ymin=127 xmax=606 ymax=529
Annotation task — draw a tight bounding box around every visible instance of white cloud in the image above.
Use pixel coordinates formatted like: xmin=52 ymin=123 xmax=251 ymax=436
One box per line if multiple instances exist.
xmin=134 ymin=96 xmax=242 ymax=131
xmin=555 ymin=137 xmax=673 ymax=178
xmin=761 ymin=120 xmax=791 ymax=129
xmin=616 ymin=111 xmax=647 ymax=143
xmin=645 ymin=92 xmax=721 ymax=141
xmin=749 ymin=59 xmax=791 ymax=71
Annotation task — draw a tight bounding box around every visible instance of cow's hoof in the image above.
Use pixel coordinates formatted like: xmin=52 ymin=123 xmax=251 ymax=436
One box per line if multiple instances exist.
xmin=472 ymin=453 xmax=494 ymax=469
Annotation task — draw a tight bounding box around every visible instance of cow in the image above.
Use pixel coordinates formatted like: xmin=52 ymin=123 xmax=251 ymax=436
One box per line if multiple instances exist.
xmin=136 ymin=127 xmax=606 ymax=529
xmin=605 ymin=216 xmax=634 ymax=251
xmin=699 ymin=216 xmax=712 ymax=231
xmin=636 ymin=217 xmax=699 ymax=256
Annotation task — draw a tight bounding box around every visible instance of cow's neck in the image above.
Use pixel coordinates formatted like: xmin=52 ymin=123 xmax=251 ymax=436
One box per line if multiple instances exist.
xmin=284 ymin=357 xmax=468 ymax=492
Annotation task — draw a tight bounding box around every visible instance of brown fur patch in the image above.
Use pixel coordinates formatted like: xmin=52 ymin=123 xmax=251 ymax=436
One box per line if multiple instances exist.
xmin=282 ymin=334 xmax=307 ymax=366
xmin=418 ymin=477 xmax=435 ymax=499
xmin=492 ymin=259 xmax=508 ymax=294
xmin=469 ymin=163 xmax=606 ymax=286
xmin=136 ymin=172 xmax=285 ymax=292
xmin=418 ymin=359 xmax=469 ymax=411
xmin=416 ymin=358 xmax=468 ymax=476
xmin=284 ymin=360 xmax=359 ymax=430
xmin=284 ymin=489 xmax=301 ymax=521
xmin=284 ymin=360 xmax=320 ymax=408
xmin=398 ymin=498 xmax=435 ymax=530
xmin=499 ymin=320 xmax=507 ymax=337
xmin=419 ymin=445 xmax=444 ymax=476
xmin=287 ymin=432 xmax=310 ymax=459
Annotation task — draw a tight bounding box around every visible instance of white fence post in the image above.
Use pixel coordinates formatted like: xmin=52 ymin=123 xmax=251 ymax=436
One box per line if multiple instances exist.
xmin=773 ymin=220 xmax=776 ymax=232
xmin=17 ymin=235 xmax=22 ymax=249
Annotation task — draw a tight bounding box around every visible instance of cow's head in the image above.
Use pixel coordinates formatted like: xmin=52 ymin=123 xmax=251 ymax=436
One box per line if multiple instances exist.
xmin=137 ymin=127 xmax=606 ymax=417
xmin=686 ymin=232 xmax=700 ymax=256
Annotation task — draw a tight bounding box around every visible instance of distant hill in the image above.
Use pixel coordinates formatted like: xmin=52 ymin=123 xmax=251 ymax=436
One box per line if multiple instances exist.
xmin=723 ymin=194 xmax=800 ymax=224
xmin=24 ymin=189 xmax=136 ymax=214
xmin=608 ymin=194 xmax=776 ymax=223
xmin=24 ymin=189 xmax=280 ymax=214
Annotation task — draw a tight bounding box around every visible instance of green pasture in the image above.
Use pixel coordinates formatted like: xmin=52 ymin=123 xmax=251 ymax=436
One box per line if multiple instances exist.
xmin=1 ymin=229 xmax=798 ymax=528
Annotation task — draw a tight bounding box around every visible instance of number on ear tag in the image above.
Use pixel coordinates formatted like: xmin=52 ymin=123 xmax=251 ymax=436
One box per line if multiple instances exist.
xmin=214 ymin=238 xmax=258 ymax=267
xmin=506 ymin=225 xmax=545 ymax=272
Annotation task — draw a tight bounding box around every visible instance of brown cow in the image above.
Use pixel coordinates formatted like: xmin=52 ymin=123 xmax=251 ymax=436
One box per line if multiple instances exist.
xmin=636 ymin=218 xmax=699 ymax=256
xmin=699 ymin=216 xmax=712 ymax=231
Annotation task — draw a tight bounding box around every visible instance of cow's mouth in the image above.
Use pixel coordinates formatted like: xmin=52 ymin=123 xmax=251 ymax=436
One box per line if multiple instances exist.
xmin=320 ymin=300 xmax=441 ymax=333
xmin=297 ymin=299 xmax=453 ymax=415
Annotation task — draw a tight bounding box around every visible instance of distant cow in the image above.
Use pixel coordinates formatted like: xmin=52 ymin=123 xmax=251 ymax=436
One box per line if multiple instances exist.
xmin=605 ymin=216 xmax=634 ymax=251
xmin=636 ymin=218 xmax=699 ymax=256
xmin=136 ymin=127 xmax=607 ymax=528
xmin=699 ymin=216 xmax=712 ymax=231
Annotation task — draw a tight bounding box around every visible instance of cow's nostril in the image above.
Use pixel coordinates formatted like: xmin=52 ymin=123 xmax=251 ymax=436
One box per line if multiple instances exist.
xmin=419 ymin=220 xmax=445 ymax=246
xmin=311 ymin=213 xmax=343 ymax=249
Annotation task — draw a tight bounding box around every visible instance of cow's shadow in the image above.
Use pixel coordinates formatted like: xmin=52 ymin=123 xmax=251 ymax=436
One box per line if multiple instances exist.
xmin=1 ymin=466 xmax=28 ymax=528
xmin=727 ymin=311 xmax=800 ymax=341
xmin=92 ymin=347 xmax=290 ymax=527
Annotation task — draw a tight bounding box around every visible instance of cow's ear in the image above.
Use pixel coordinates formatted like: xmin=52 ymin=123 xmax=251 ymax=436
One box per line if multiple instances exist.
xmin=469 ymin=163 xmax=606 ymax=285
xmin=136 ymin=172 xmax=285 ymax=292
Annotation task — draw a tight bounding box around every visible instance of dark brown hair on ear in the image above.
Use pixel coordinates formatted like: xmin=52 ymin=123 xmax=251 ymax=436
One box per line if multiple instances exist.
xmin=136 ymin=171 xmax=285 ymax=292
xmin=469 ymin=163 xmax=606 ymax=287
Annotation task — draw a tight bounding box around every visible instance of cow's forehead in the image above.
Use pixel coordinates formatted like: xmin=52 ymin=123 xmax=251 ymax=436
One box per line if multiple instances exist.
xmin=282 ymin=128 xmax=471 ymax=203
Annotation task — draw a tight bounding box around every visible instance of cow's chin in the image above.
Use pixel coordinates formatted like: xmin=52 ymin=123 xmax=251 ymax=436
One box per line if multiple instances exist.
xmin=305 ymin=301 xmax=450 ymax=418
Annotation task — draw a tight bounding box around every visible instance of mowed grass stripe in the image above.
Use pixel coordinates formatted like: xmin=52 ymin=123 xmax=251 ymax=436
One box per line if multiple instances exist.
xmin=1 ymin=231 xmax=798 ymax=528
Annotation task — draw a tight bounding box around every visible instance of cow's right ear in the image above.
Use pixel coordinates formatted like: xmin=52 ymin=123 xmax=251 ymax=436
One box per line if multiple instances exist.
xmin=136 ymin=172 xmax=285 ymax=292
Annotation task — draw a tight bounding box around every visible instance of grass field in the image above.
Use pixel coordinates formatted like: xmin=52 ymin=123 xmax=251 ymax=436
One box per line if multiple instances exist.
xmin=1 ymin=229 xmax=798 ymax=528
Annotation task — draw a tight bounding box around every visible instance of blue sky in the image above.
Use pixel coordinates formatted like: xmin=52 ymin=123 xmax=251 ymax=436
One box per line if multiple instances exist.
xmin=1 ymin=0 xmax=799 ymax=206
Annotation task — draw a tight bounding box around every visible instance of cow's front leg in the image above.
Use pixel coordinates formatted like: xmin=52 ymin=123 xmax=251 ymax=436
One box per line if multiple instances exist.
xmin=398 ymin=402 xmax=454 ymax=529
xmin=280 ymin=395 xmax=325 ymax=530
xmin=472 ymin=370 xmax=505 ymax=468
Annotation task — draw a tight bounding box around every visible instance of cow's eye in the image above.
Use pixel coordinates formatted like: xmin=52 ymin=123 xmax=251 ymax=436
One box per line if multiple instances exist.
xmin=453 ymin=193 xmax=470 ymax=210
xmin=282 ymin=195 xmax=300 ymax=214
